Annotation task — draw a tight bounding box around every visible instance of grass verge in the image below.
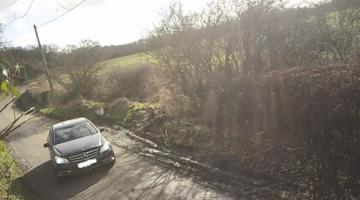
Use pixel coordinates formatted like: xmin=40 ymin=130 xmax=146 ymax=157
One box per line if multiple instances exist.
xmin=0 ymin=141 xmax=38 ymax=200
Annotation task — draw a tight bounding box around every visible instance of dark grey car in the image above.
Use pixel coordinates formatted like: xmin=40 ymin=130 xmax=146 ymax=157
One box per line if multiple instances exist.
xmin=43 ymin=117 xmax=115 ymax=177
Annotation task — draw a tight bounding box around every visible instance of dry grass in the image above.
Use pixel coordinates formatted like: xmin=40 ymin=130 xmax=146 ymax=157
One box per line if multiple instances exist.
xmin=97 ymin=52 xmax=158 ymax=75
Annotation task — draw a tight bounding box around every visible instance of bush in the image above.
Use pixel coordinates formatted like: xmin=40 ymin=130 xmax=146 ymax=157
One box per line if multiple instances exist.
xmin=42 ymin=96 xmax=105 ymax=122
xmin=95 ymin=64 xmax=158 ymax=102
xmin=53 ymin=42 xmax=104 ymax=98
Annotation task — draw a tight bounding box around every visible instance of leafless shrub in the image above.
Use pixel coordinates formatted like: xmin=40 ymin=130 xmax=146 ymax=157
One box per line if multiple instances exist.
xmin=95 ymin=64 xmax=158 ymax=102
xmin=53 ymin=40 xmax=104 ymax=98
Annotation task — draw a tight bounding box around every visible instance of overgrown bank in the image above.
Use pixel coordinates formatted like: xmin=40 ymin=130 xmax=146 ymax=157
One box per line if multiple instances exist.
xmin=116 ymin=64 xmax=360 ymax=199
xmin=17 ymin=64 xmax=360 ymax=199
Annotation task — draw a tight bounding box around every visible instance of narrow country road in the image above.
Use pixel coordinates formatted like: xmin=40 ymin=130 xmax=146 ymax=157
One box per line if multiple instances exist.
xmin=0 ymin=97 xmax=231 ymax=200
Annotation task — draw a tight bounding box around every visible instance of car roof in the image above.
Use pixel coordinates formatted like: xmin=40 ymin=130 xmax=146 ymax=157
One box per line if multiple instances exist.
xmin=52 ymin=117 xmax=89 ymax=130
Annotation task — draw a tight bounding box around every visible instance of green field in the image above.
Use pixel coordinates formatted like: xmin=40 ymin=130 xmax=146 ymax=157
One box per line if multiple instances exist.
xmin=98 ymin=52 xmax=158 ymax=75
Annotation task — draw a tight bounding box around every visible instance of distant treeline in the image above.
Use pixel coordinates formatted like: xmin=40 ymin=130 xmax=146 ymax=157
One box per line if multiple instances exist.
xmin=100 ymin=40 xmax=148 ymax=60
xmin=0 ymin=39 xmax=148 ymax=81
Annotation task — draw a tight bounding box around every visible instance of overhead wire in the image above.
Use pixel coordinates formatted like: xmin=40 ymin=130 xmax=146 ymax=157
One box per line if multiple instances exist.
xmin=15 ymin=0 xmax=34 ymax=19
xmin=55 ymin=1 xmax=70 ymax=11
xmin=9 ymin=0 xmax=19 ymax=6
xmin=3 ymin=0 xmax=35 ymax=27
xmin=38 ymin=0 xmax=89 ymax=27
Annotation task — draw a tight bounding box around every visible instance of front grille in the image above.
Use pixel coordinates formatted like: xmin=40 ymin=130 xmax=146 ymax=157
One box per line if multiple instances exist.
xmin=67 ymin=147 xmax=100 ymax=163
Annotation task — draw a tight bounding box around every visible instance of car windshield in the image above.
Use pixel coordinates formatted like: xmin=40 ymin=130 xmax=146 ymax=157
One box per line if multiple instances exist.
xmin=53 ymin=121 xmax=97 ymax=145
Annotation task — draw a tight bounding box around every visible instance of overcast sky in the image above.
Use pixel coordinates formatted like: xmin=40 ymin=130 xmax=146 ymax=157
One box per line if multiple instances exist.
xmin=0 ymin=0 xmax=319 ymax=47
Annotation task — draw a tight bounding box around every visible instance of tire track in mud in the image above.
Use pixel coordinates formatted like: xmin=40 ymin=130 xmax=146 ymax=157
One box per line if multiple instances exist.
xmin=102 ymin=126 xmax=282 ymax=199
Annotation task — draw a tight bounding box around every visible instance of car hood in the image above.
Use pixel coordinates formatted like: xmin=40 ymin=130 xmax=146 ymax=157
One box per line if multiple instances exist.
xmin=53 ymin=134 xmax=103 ymax=157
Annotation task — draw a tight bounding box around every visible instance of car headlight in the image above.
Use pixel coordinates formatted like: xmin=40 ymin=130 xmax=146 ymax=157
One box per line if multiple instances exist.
xmin=55 ymin=156 xmax=69 ymax=164
xmin=100 ymin=141 xmax=111 ymax=153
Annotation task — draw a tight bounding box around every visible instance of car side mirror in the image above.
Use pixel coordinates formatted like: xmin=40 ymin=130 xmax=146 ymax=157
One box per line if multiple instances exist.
xmin=98 ymin=127 xmax=105 ymax=132
xmin=43 ymin=143 xmax=50 ymax=148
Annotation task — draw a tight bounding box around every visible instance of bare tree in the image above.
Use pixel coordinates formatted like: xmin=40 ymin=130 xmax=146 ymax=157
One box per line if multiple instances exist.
xmin=53 ymin=40 xmax=104 ymax=97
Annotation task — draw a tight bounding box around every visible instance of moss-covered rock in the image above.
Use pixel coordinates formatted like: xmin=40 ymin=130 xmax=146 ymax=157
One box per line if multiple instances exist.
xmin=15 ymin=90 xmax=49 ymax=111
xmin=39 ymin=97 xmax=106 ymax=121
xmin=123 ymin=102 xmax=161 ymax=125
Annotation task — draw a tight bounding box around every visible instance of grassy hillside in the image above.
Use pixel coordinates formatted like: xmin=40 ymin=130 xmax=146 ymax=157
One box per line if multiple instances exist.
xmin=98 ymin=52 xmax=157 ymax=75
xmin=92 ymin=51 xmax=160 ymax=101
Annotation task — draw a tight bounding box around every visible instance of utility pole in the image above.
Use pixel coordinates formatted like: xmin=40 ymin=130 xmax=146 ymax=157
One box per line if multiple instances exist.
xmin=33 ymin=24 xmax=54 ymax=94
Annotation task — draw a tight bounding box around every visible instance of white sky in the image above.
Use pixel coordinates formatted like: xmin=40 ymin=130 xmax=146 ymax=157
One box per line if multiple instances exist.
xmin=0 ymin=0 xmax=320 ymax=47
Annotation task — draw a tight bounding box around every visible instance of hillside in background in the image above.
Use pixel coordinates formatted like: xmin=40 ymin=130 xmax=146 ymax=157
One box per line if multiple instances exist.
xmin=98 ymin=52 xmax=157 ymax=75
